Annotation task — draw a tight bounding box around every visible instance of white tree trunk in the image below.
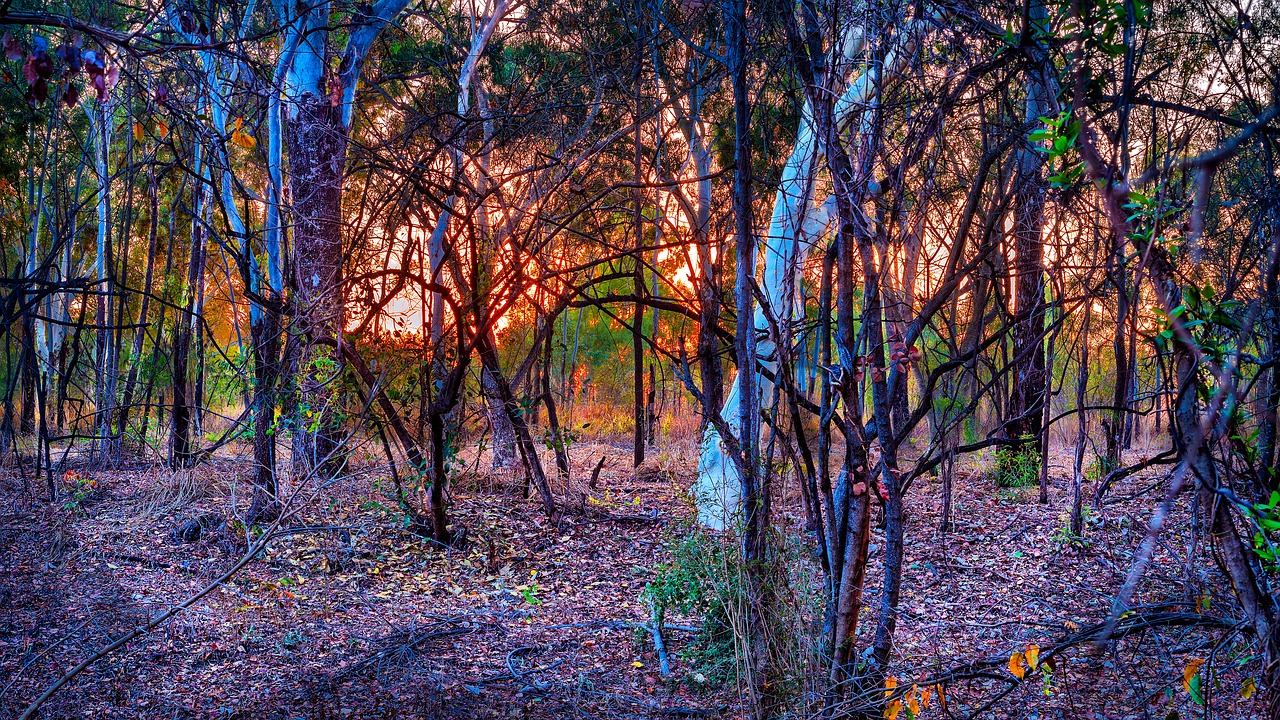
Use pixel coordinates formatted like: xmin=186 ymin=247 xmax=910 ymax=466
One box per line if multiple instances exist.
xmin=694 ymin=21 xmax=927 ymax=528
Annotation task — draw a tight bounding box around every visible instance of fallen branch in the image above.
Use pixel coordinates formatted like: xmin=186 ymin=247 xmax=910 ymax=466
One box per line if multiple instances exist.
xmin=339 ymin=618 xmax=479 ymax=677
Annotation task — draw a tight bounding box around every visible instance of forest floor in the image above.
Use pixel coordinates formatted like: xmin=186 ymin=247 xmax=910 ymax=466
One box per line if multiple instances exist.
xmin=0 ymin=432 xmax=1269 ymax=719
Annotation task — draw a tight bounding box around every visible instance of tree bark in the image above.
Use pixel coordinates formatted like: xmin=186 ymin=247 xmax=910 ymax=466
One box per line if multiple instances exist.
xmin=1008 ymin=32 xmax=1051 ymax=452
xmin=287 ymin=93 xmax=349 ymax=480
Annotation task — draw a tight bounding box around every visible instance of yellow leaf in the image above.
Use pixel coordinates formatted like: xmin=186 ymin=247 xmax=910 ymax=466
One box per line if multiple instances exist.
xmin=232 ymin=130 xmax=256 ymax=149
xmin=631 ymin=661 xmax=643 ymax=668
xmin=1183 ymin=658 xmax=1205 ymax=692
xmin=884 ymin=676 xmax=898 ymax=696
xmin=1025 ymin=644 xmax=1040 ymax=670
xmin=906 ymin=686 xmax=920 ymax=715
xmin=1009 ymin=651 xmax=1026 ymax=679
xmin=133 ymin=122 xmax=144 ymax=143
xmin=883 ymin=699 xmax=902 ymax=720
xmin=1241 ymin=677 xmax=1257 ymax=699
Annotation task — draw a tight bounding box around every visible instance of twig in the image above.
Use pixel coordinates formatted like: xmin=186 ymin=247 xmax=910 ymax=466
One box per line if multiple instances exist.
xmin=588 ymin=455 xmax=606 ymax=488
xmin=650 ymin=599 xmax=671 ymax=677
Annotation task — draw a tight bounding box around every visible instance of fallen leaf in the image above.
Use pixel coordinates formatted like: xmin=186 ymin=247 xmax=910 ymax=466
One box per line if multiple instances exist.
xmin=1182 ymin=658 xmax=1205 ymax=693
xmin=1009 ymin=651 xmax=1026 ymax=679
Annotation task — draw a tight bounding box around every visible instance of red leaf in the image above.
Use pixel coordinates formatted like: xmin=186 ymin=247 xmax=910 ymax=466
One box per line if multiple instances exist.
xmin=21 ymin=54 xmax=37 ymax=84
xmin=3 ymin=33 xmax=22 ymax=62
xmin=62 ymin=82 xmax=79 ymax=108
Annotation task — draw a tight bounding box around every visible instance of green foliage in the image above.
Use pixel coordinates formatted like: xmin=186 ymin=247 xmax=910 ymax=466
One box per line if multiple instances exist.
xmin=1085 ymin=454 xmax=1116 ymax=482
xmin=993 ymin=447 xmax=1040 ymax=488
xmin=519 ymin=583 xmax=543 ymax=606
xmin=642 ymin=528 xmax=745 ymax=686
xmin=1051 ymin=508 xmax=1092 ymax=549
xmin=1238 ymin=490 xmax=1280 ymax=570
xmin=1153 ymin=283 xmax=1243 ymax=365
xmin=1030 ymin=110 xmax=1084 ymax=188
xmin=1122 ymin=187 xmax=1179 ymax=253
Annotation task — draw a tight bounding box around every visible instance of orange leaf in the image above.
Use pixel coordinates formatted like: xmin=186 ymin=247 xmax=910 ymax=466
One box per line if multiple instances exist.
xmin=906 ymin=686 xmax=920 ymax=715
xmin=156 ymin=118 xmax=169 ymax=139
xmin=884 ymin=676 xmax=898 ymax=696
xmin=132 ymin=122 xmax=144 ymax=143
xmin=1025 ymin=644 xmax=1040 ymax=670
xmin=883 ymin=699 xmax=902 ymax=720
xmin=1009 ymin=651 xmax=1026 ymax=679
xmin=1183 ymin=658 xmax=1205 ymax=692
xmin=919 ymin=685 xmax=932 ymax=709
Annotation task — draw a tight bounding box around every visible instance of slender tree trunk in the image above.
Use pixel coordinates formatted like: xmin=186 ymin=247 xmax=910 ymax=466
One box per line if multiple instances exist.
xmin=1071 ymin=303 xmax=1092 ymax=537
xmin=19 ymin=318 xmax=35 ymax=435
xmin=247 ymin=308 xmax=282 ymax=524
xmin=172 ymin=200 xmax=208 ymax=469
xmin=725 ymin=0 xmax=767 ymax=710
xmin=478 ymin=338 xmax=556 ymax=517
xmin=632 ymin=15 xmax=646 ymax=468
xmin=118 ymin=170 xmax=161 ymax=449
xmin=482 ymin=363 xmax=519 ymax=472
xmin=1106 ymin=255 xmax=1131 ymax=472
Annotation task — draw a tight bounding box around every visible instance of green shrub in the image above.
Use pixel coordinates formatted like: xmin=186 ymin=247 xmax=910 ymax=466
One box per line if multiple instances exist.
xmin=1085 ymin=454 xmax=1116 ymax=482
xmin=643 ymin=528 xmax=744 ymax=686
xmin=643 ymin=522 xmax=822 ymax=702
xmin=993 ymin=446 xmax=1040 ymax=488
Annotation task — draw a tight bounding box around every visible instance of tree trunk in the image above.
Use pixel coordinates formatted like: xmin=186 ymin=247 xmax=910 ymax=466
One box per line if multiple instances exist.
xmin=482 ymin=350 xmax=519 ymax=471
xmin=1007 ymin=40 xmax=1051 ymax=453
xmin=287 ymin=93 xmax=349 ymax=480
xmin=1071 ymin=303 xmax=1092 ymax=538
xmin=247 ymin=308 xmax=282 ymax=525
xmin=478 ymin=342 xmax=557 ymax=517
xmin=118 ymin=170 xmax=160 ymax=450
xmin=632 ymin=27 xmax=646 ymax=469
xmin=172 ymin=176 xmax=209 ymax=469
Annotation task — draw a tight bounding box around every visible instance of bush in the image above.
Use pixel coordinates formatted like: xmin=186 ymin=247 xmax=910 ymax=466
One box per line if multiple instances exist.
xmin=993 ymin=446 xmax=1040 ymax=488
xmin=643 ymin=528 xmax=744 ymax=686
xmin=643 ymin=521 xmax=823 ymax=703
xmin=1085 ymin=454 xmax=1116 ymax=482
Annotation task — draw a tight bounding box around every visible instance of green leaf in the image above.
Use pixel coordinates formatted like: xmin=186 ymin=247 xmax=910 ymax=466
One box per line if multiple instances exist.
xmin=1189 ymin=672 xmax=1204 ymax=705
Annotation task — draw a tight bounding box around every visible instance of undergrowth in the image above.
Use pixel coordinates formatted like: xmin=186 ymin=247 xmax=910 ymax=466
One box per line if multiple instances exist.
xmin=643 ymin=519 xmax=822 ymax=707
xmin=992 ymin=446 xmax=1040 ymax=488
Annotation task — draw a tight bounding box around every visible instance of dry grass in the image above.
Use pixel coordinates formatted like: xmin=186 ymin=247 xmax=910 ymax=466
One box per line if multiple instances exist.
xmin=131 ymin=464 xmax=229 ymax=520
